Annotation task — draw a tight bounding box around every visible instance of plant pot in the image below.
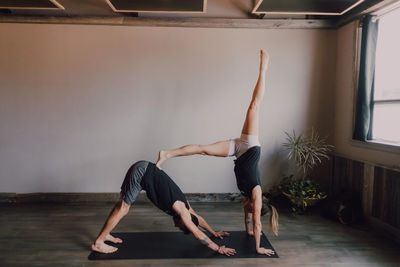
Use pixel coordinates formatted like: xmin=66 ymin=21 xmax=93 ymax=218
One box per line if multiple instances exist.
xmin=282 ymin=192 xmax=324 ymax=208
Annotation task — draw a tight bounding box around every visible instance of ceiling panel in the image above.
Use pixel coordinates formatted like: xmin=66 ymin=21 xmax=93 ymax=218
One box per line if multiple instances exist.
xmin=0 ymin=0 xmax=64 ymax=10
xmin=253 ymin=0 xmax=365 ymax=15
xmin=106 ymin=0 xmax=206 ymax=13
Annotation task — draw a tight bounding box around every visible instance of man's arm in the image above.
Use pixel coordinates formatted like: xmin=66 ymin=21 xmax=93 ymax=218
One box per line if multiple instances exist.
xmin=188 ymin=206 xmax=229 ymax=239
xmin=252 ymin=186 xmax=275 ymax=256
xmin=174 ymin=202 xmax=235 ymax=256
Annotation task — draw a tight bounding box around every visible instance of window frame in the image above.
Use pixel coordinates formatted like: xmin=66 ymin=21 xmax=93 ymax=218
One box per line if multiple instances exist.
xmin=351 ymin=5 xmax=400 ymax=150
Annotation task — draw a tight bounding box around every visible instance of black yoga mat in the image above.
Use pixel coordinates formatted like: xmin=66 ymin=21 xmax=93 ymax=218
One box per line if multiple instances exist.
xmin=88 ymin=231 xmax=278 ymax=260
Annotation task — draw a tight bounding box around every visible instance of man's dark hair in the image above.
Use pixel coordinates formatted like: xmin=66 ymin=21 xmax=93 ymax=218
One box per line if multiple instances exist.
xmin=173 ymin=213 xmax=199 ymax=235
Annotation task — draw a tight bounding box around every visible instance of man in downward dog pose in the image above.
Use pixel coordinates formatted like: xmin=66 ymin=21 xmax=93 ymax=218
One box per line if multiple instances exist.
xmin=156 ymin=50 xmax=278 ymax=256
xmin=91 ymin=160 xmax=236 ymax=256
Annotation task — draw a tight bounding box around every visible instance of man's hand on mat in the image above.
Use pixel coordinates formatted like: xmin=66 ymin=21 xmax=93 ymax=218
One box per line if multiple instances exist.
xmin=217 ymin=245 xmax=236 ymax=256
xmin=256 ymin=247 xmax=275 ymax=256
xmin=214 ymin=231 xmax=230 ymax=239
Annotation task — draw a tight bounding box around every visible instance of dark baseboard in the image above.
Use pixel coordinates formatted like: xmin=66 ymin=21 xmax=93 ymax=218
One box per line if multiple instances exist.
xmin=0 ymin=192 xmax=242 ymax=204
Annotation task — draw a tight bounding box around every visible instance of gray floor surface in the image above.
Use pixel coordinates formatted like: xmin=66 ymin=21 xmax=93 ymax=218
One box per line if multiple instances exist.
xmin=0 ymin=202 xmax=399 ymax=266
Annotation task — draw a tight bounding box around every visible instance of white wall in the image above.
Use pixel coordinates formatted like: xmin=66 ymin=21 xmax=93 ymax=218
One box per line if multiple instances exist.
xmin=334 ymin=22 xmax=400 ymax=168
xmin=0 ymin=23 xmax=336 ymax=193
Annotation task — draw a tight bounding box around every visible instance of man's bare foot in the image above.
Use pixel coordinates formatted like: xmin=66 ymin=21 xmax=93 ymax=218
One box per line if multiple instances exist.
xmin=106 ymin=234 xmax=122 ymax=244
xmin=156 ymin=150 xmax=169 ymax=169
xmin=260 ymin=50 xmax=269 ymax=72
xmin=91 ymin=241 xmax=118 ymax=254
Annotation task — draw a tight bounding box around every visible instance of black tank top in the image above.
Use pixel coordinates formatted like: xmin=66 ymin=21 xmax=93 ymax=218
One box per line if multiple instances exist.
xmin=140 ymin=163 xmax=190 ymax=216
xmin=233 ymin=146 xmax=261 ymax=199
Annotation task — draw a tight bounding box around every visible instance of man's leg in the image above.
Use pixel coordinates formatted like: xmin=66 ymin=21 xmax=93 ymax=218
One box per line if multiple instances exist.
xmin=92 ymin=198 xmax=130 ymax=253
xmin=156 ymin=140 xmax=231 ymax=169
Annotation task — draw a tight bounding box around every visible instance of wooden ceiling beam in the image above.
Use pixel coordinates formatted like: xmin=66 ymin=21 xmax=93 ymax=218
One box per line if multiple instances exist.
xmin=0 ymin=16 xmax=337 ymax=29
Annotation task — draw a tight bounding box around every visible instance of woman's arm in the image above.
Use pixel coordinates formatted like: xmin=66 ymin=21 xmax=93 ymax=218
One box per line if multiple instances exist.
xmin=252 ymin=186 xmax=275 ymax=256
xmin=244 ymin=208 xmax=254 ymax=236
xmin=252 ymin=187 xmax=263 ymax=252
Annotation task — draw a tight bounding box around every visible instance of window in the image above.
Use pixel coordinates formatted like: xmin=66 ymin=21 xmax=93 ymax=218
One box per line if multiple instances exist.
xmin=372 ymin=8 xmax=400 ymax=144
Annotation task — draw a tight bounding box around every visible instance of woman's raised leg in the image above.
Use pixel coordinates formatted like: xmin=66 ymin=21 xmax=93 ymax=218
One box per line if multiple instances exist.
xmin=241 ymin=50 xmax=269 ymax=136
xmin=156 ymin=50 xmax=269 ymax=169
xmin=156 ymin=140 xmax=231 ymax=169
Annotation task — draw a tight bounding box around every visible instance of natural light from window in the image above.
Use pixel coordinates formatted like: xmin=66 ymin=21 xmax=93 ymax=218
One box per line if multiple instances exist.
xmin=373 ymin=7 xmax=400 ymax=144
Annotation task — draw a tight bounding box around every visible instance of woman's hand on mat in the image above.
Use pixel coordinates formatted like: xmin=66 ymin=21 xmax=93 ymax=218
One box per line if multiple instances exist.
xmin=214 ymin=231 xmax=230 ymax=239
xmin=247 ymin=230 xmax=254 ymax=236
xmin=256 ymin=247 xmax=275 ymax=256
xmin=217 ymin=245 xmax=236 ymax=256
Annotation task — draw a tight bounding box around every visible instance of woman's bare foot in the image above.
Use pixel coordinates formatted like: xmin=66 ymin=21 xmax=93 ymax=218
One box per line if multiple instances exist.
xmin=260 ymin=50 xmax=270 ymax=72
xmin=106 ymin=234 xmax=122 ymax=244
xmin=91 ymin=241 xmax=118 ymax=254
xmin=156 ymin=150 xmax=170 ymax=169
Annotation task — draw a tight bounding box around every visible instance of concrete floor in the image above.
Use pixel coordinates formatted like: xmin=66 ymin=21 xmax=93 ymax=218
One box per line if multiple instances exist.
xmin=0 ymin=202 xmax=399 ymax=266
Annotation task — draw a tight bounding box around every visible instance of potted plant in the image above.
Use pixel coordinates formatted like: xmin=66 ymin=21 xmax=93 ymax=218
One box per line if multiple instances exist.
xmin=279 ymin=129 xmax=332 ymax=213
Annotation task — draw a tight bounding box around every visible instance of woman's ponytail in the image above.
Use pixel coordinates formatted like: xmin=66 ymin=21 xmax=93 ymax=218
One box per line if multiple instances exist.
xmin=268 ymin=204 xmax=279 ymax=236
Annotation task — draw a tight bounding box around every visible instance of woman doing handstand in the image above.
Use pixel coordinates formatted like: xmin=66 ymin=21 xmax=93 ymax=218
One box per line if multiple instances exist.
xmin=156 ymin=50 xmax=278 ymax=256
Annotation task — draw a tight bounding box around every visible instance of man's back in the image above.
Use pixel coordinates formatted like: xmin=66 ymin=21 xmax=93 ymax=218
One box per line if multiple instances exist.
xmin=140 ymin=162 xmax=190 ymax=215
